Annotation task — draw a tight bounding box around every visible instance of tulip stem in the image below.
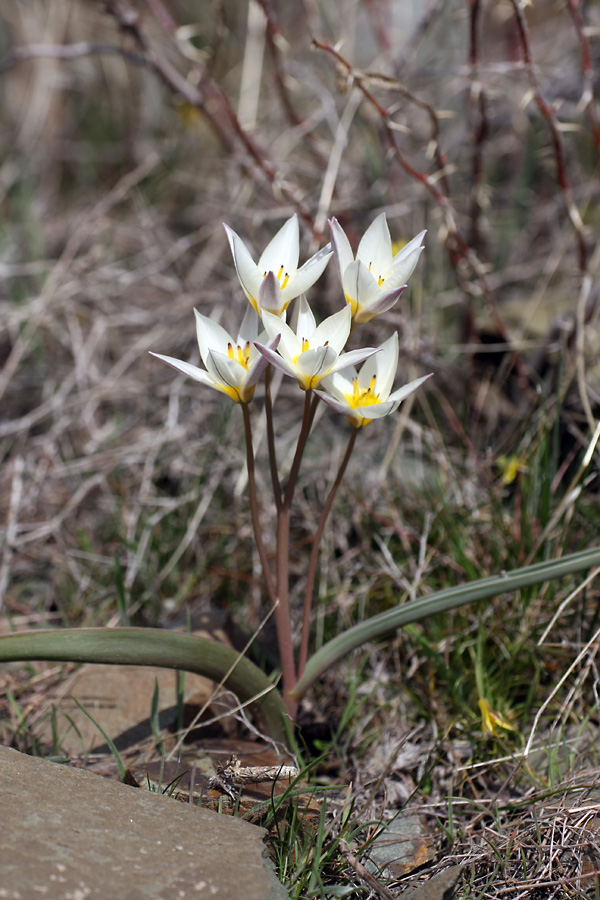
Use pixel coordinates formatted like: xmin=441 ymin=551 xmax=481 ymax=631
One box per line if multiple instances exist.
xmin=241 ymin=403 xmax=277 ymax=608
xmin=242 ymin=401 xmax=297 ymax=716
xmin=264 ymin=366 xmax=282 ymax=511
xmin=274 ymin=390 xmax=319 ymax=714
xmin=283 ymin=392 xmax=319 ymax=509
xmin=298 ymin=428 xmax=358 ymax=678
xmin=275 ymin=505 xmax=297 ymax=715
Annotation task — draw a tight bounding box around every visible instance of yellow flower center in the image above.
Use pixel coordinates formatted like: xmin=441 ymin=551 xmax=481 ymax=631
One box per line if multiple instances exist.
xmin=227 ymin=342 xmax=251 ymax=369
xmin=347 ymin=375 xmax=379 ymax=409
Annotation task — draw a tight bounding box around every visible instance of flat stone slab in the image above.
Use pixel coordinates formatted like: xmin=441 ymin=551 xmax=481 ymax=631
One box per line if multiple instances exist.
xmin=0 ymin=745 xmax=288 ymax=900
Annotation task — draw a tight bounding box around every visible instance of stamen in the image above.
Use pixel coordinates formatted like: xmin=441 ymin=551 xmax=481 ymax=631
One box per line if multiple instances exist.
xmin=229 ymin=342 xmax=250 ymax=368
xmin=301 ymin=338 xmax=309 ymax=353
xmin=348 ymin=375 xmax=380 ymax=409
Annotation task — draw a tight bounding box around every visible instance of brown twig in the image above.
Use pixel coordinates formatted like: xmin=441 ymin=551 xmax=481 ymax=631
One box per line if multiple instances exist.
xmin=314 ymin=38 xmax=525 ymax=377
xmin=102 ymin=0 xmax=317 ymax=229
xmin=467 ymin=0 xmax=490 ymax=252
xmin=509 ymin=0 xmax=588 ymax=274
xmin=565 ymin=0 xmax=600 ymax=157
xmin=255 ymin=0 xmax=327 ymax=167
xmin=338 ymin=838 xmax=398 ymax=900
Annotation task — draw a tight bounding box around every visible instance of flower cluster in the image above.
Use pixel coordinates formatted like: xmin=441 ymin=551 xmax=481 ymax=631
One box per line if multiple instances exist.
xmin=152 ymin=212 xmax=430 ymax=427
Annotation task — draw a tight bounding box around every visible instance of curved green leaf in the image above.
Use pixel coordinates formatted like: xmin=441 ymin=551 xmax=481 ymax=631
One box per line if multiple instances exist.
xmin=0 ymin=627 xmax=289 ymax=747
xmin=292 ymin=547 xmax=600 ymax=699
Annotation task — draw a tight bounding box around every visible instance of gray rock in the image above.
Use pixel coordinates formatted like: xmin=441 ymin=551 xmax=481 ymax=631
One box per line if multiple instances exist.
xmin=0 ymin=745 xmax=288 ymax=900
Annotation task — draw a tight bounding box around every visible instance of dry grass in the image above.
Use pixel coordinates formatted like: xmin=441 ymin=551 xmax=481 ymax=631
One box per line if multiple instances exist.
xmin=2 ymin=0 xmax=600 ymax=896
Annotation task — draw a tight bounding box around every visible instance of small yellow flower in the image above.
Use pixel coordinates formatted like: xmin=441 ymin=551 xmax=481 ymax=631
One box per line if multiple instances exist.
xmin=496 ymin=455 xmax=527 ymax=486
xmin=478 ymin=697 xmax=517 ymax=736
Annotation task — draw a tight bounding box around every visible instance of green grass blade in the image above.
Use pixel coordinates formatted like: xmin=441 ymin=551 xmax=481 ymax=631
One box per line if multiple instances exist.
xmin=292 ymin=546 xmax=600 ymax=699
xmin=72 ymin=697 xmax=127 ymax=781
xmin=0 ymin=627 xmax=289 ymax=746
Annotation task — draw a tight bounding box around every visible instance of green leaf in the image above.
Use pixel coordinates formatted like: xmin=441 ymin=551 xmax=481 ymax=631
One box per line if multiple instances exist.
xmin=292 ymin=547 xmax=600 ymax=699
xmin=0 ymin=627 xmax=289 ymax=747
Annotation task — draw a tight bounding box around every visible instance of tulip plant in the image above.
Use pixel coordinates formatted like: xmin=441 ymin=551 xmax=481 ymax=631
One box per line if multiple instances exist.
xmin=2 ymin=213 xmax=600 ymax=749
xmin=152 ymin=212 xmax=430 ymax=719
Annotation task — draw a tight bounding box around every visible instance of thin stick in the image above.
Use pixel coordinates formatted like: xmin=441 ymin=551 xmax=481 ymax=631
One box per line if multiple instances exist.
xmin=337 ymin=839 xmax=398 ymax=900
xmin=524 ymin=622 xmax=600 ymax=758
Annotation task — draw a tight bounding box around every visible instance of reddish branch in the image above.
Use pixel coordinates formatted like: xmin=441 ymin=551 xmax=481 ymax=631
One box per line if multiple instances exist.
xmin=509 ymin=0 xmax=587 ymax=274
xmin=565 ymin=0 xmax=600 ymax=156
xmin=102 ymin=0 xmax=317 ymax=230
xmin=467 ymin=0 xmax=490 ymax=251
xmin=254 ymin=0 xmax=327 ymax=166
xmin=313 ymin=38 xmax=523 ymax=374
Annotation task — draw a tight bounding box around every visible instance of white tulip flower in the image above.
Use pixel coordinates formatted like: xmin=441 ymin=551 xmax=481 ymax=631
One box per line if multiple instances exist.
xmin=151 ymin=306 xmax=277 ymax=404
xmin=224 ymin=215 xmax=332 ymax=317
xmin=256 ymin=298 xmax=377 ymax=392
xmin=317 ymin=333 xmax=431 ymax=428
xmin=329 ymin=214 xmax=425 ymax=324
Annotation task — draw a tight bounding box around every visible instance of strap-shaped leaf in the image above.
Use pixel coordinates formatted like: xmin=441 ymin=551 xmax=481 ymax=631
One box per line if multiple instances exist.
xmin=292 ymin=547 xmax=600 ymax=699
xmin=0 ymin=627 xmax=289 ymax=746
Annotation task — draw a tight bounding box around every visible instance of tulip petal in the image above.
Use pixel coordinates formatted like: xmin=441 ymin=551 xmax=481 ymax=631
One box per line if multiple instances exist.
xmin=350 ymin=400 xmax=397 ymax=420
xmin=311 ymin=304 xmax=351 ymax=353
xmin=328 ymin=218 xmax=355 ymax=280
xmin=392 ymin=229 xmax=426 ymax=264
xmin=296 ymin=345 xmax=336 ymax=379
xmin=245 ymin=333 xmax=280 ymax=384
xmin=384 ymin=245 xmax=424 ymax=293
xmin=223 ymin=224 xmax=262 ymax=309
xmin=206 ymin=350 xmax=245 ymax=389
xmin=356 ymin=212 xmax=393 ymax=276
xmin=315 ymin=390 xmax=356 ymax=418
xmin=258 ymin=270 xmax=285 ymax=315
xmin=353 ymin=287 xmax=406 ymax=324
xmin=194 ymin=310 xmax=234 ymax=363
xmin=254 ymin=342 xmax=298 ymax=381
xmin=387 ymin=373 xmax=432 ymax=404
xmin=294 ymin=296 xmax=316 ymax=340
xmin=284 ymin=245 xmax=332 ymax=300
xmin=342 ymin=260 xmax=380 ymax=311
xmin=358 ymin=334 xmax=398 ymax=396
xmin=320 ymin=370 xmax=356 ymax=400
xmin=327 ymin=347 xmax=379 ymax=379
xmin=237 ymin=305 xmax=260 ymax=344
xmin=150 ymin=352 xmax=216 ymax=389
xmin=261 ymin=309 xmax=301 ymax=361
xmin=258 ymin=215 xmax=299 ymax=277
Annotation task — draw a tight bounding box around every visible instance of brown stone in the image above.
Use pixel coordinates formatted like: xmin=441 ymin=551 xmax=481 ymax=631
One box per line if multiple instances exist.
xmin=0 ymin=745 xmax=288 ymax=900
